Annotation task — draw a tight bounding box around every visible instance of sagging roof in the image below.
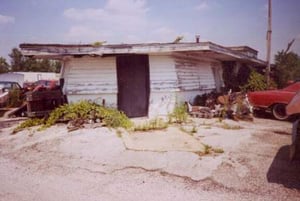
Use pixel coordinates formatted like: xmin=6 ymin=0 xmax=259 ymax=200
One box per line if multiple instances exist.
xmin=19 ymin=42 xmax=266 ymax=66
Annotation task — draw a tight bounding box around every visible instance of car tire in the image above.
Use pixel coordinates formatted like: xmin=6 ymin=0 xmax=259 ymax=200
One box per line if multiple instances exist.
xmin=272 ymin=103 xmax=289 ymax=120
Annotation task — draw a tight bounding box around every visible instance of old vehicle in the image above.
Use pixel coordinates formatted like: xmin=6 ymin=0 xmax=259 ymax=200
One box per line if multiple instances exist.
xmin=286 ymin=91 xmax=300 ymax=160
xmin=33 ymin=79 xmax=59 ymax=92
xmin=247 ymin=82 xmax=300 ymax=120
xmin=0 ymin=81 xmax=22 ymax=91
xmin=23 ymin=82 xmax=37 ymax=92
xmin=0 ymin=81 xmax=23 ymax=107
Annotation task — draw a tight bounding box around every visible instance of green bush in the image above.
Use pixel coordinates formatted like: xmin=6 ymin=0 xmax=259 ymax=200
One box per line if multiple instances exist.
xmin=44 ymin=101 xmax=133 ymax=129
xmin=13 ymin=101 xmax=133 ymax=133
xmin=240 ymin=70 xmax=268 ymax=92
xmin=13 ymin=118 xmax=45 ymax=134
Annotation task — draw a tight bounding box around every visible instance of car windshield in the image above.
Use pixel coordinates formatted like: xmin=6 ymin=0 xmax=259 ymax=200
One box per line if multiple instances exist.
xmin=0 ymin=82 xmax=12 ymax=89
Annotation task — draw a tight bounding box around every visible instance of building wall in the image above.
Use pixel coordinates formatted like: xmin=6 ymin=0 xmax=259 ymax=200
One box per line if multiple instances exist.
xmin=62 ymin=54 xmax=220 ymax=117
xmin=62 ymin=56 xmax=118 ymax=107
xmin=148 ymin=55 xmax=178 ymax=117
xmin=173 ymin=55 xmax=218 ymax=104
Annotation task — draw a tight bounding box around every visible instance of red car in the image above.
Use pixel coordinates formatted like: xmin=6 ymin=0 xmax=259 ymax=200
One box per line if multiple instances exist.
xmin=247 ymin=82 xmax=300 ymax=120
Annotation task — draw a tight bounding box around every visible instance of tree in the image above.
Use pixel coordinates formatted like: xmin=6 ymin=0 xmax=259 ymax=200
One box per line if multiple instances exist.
xmin=0 ymin=57 xmax=9 ymax=73
xmin=9 ymin=48 xmax=25 ymax=71
xmin=8 ymin=48 xmax=61 ymax=73
xmin=274 ymin=51 xmax=300 ymax=88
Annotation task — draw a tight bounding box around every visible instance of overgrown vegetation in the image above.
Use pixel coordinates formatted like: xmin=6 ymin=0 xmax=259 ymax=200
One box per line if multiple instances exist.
xmin=13 ymin=118 xmax=45 ymax=134
xmin=13 ymin=101 xmax=133 ymax=133
xmin=9 ymin=48 xmax=61 ymax=73
xmin=134 ymin=118 xmax=168 ymax=132
xmin=240 ymin=70 xmax=268 ymax=92
xmin=168 ymin=103 xmax=188 ymax=124
xmin=7 ymin=89 xmax=24 ymax=107
xmin=222 ymin=62 xmax=252 ymax=92
xmin=274 ymin=40 xmax=300 ymax=88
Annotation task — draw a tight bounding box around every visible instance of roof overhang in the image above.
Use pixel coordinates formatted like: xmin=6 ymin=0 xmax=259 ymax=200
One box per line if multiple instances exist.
xmin=19 ymin=42 xmax=266 ymax=67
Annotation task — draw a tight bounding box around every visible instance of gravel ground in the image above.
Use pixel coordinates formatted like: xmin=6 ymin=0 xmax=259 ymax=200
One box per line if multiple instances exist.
xmin=0 ymin=117 xmax=299 ymax=201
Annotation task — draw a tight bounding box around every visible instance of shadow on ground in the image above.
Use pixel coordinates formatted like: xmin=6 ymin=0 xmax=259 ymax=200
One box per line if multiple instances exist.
xmin=267 ymin=145 xmax=300 ymax=189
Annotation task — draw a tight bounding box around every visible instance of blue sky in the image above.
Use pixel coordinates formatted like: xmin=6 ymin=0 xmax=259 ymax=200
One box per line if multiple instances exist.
xmin=0 ymin=0 xmax=300 ymax=62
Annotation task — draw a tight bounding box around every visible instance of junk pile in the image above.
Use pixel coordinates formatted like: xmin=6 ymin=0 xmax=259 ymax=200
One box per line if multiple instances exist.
xmin=187 ymin=90 xmax=253 ymax=121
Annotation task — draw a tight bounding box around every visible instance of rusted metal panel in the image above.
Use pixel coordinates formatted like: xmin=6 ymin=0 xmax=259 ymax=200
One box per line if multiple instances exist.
xmin=26 ymin=90 xmax=65 ymax=117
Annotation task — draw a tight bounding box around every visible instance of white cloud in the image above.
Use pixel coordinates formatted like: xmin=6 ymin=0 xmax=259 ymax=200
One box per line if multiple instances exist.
xmin=64 ymin=25 xmax=111 ymax=43
xmin=195 ymin=1 xmax=209 ymax=11
xmin=63 ymin=0 xmax=150 ymax=42
xmin=0 ymin=14 xmax=15 ymax=24
xmin=63 ymin=0 xmax=148 ymax=22
xmin=63 ymin=0 xmax=193 ymax=44
xmin=105 ymin=0 xmax=148 ymax=16
xmin=64 ymin=8 xmax=105 ymax=21
xmin=151 ymin=27 xmax=178 ymax=41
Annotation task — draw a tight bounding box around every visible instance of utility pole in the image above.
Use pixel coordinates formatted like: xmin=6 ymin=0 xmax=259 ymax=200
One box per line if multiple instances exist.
xmin=266 ymin=0 xmax=272 ymax=87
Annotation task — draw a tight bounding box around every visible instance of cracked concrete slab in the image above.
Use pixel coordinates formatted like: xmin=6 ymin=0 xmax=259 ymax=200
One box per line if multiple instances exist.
xmin=1 ymin=118 xmax=299 ymax=201
xmin=55 ymin=127 xmax=219 ymax=180
xmin=121 ymin=126 xmax=205 ymax=152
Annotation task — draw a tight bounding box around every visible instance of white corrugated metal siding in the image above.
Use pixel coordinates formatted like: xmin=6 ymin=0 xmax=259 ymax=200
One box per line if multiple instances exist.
xmin=63 ymin=56 xmax=117 ymax=106
xmin=148 ymin=55 xmax=178 ymax=117
xmin=174 ymin=56 xmax=216 ymax=91
xmin=149 ymin=55 xmax=178 ymax=92
xmin=173 ymin=55 xmax=218 ymax=104
xmin=61 ymin=54 xmax=221 ymax=117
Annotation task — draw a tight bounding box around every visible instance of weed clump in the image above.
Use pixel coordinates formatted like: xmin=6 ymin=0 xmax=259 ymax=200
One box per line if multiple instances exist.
xmin=197 ymin=144 xmax=224 ymax=155
xmin=13 ymin=101 xmax=133 ymax=133
xmin=168 ymin=103 xmax=188 ymax=124
xmin=134 ymin=118 xmax=168 ymax=132
xmin=220 ymin=122 xmax=243 ymax=130
xmin=13 ymin=118 xmax=45 ymax=134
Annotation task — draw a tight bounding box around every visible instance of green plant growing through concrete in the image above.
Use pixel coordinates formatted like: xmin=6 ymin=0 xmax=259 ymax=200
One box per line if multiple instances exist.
xmin=116 ymin=129 xmax=123 ymax=138
xmin=220 ymin=122 xmax=243 ymax=130
xmin=204 ymin=144 xmax=212 ymax=154
xmin=168 ymin=103 xmax=188 ymax=124
xmin=134 ymin=118 xmax=168 ymax=132
xmin=198 ymin=144 xmax=224 ymax=155
xmin=180 ymin=125 xmax=198 ymax=135
xmin=191 ymin=125 xmax=198 ymax=134
xmin=212 ymin=147 xmax=224 ymax=154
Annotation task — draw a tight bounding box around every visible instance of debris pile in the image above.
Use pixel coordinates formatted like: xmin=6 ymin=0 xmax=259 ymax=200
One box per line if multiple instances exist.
xmin=187 ymin=91 xmax=253 ymax=121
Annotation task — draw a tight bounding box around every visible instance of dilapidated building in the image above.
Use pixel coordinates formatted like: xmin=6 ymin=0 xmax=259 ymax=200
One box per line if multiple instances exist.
xmin=20 ymin=41 xmax=265 ymax=117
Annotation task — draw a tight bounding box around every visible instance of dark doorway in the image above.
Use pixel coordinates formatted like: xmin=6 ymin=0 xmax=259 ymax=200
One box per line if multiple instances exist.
xmin=116 ymin=55 xmax=150 ymax=117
